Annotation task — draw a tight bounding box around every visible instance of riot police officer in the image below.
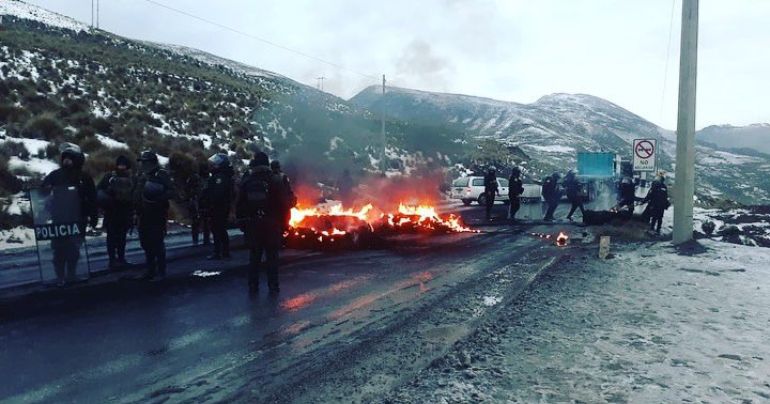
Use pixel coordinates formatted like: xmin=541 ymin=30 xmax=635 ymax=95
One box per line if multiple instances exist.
xmin=483 ymin=167 xmax=499 ymax=221
xmin=186 ymin=164 xmax=210 ymax=246
xmin=203 ymin=153 xmax=234 ymax=260
xmin=237 ymin=152 xmax=286 ymax=295
xmin=41 ymin=143 xmax=98 ymax=286
xmin=96 ymin=155 xmax=135 ymax=269
xmin=135 ymin=151 xmax=175 ymax=280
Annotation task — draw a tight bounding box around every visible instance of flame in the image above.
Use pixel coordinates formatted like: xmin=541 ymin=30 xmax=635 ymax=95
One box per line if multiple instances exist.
xmin=286 ymin=200 xmax=475 ymax=248
xmin=556 ymin=232 xmax=569 ymax=247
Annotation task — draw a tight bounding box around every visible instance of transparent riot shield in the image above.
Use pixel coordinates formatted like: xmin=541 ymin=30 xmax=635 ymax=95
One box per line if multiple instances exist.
xmin=29 ymin=186 xmax=91 ymax=284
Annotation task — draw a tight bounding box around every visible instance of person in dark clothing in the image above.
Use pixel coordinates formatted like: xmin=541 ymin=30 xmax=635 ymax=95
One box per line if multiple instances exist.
xmin=190 ymin=164 xmax=211 ymax=246
xmin=642 ymin=173 xmax=670 ymax=234
xmin=135 ymin=151 xmax=175 ymax=280
xmin=483 ymin=167 xmax=499 ymax=221
xmin=337 ymin=169 xmax=354 ymax=204
xmin=271 ymin=160 xmax=297 ymax=231
xmin=96 ymin=155 xmax=135 ymax=270
xmin=203 ymin=153 xmax=234 ymax=260
xmin=563 ymin=170 xmax=585 ymax=222
xmin=542 ymin=172 xmax=562 ymax=221
xmin=237 ymin=152 xmax=286 ymax=295
xmin=508 ymin=167 xmax=524 ymax=222
xmin=41 ymin=144 xmax=98 ymax=286
xmin=617 ymin=176 xmax=637 ymax=216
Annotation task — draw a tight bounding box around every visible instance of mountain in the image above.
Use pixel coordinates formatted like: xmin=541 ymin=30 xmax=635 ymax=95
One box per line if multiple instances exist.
xmin=0 ymin=0 xmax=468 ymax=199
xmin=697 ymin=124 xmax=770 ymax=156
xmin=1 ymin=0 xmax=768 ymax=209
xmin=351 ymin=86 xmax=770 ymax=205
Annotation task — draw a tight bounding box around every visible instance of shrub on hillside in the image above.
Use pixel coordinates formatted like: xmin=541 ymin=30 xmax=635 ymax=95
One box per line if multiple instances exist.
xmin=0 ymin=141 xmax=30 ymax=161
xmin=0 ymin=156 xmax=24 ymax=197
xmin=22 ymin=114 xmax=64 ymax=140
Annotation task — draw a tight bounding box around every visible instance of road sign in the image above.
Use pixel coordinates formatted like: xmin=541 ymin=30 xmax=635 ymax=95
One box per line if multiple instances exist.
xmin=633 ymin=139 xmax=657 ymax=172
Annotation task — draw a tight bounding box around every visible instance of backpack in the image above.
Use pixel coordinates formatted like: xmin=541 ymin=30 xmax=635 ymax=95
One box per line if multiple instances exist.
xmin=241 ymin=170 xmax=271 ymax=218
xmin=109 ymin=173 xmax=134 ymax=204
xmin=278 ymin=173 xmax=298 ymax=210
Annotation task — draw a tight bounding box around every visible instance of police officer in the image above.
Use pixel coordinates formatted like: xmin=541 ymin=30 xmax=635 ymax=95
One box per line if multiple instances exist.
xmin=483 ymin=167 xmax=499 ymax=221
xmin=642 ymin=171 xmax=670 ymax=235
xmin=270 ymin=160 xmax=296 ymax=231
xmin=508 ymin=167 xmax=524 ymax=222
xmin=237 ymin=152 xmax=285 ymax=295
xmin=96 ymin=155 xmax=135 ymax=269
xmin=203 ymin=153 xmax=234 ymax=260
xmin=189 ymin=164 xmax=211 ymax=246
xmin=41 ymin=144 xmax=98 ymax=286
xmin=618 ymin=176 xmax=637 ymax=216
xmin=542 ymin=172 xmax=561 ymax=221
xmin=135 ymin=151 xmax=175 ymax=280
xmin=563 ymin=170 xmax=585 ymax=222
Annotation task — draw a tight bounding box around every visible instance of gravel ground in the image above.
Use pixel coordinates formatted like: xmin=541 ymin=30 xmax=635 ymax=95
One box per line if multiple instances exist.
xmin=387 ymin=239 xmax=770 ymax=403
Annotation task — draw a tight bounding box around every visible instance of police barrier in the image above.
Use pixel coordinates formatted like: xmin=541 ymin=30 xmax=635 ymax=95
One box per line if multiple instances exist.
xmin=29 ymin=186 xmax=91 ymax=284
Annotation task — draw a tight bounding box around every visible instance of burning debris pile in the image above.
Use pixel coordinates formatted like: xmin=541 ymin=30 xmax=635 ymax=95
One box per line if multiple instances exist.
xmin=285 ymin=202 xmax=475 ymax=250
xmin=531 ymin=231 xmax=570 ymax=247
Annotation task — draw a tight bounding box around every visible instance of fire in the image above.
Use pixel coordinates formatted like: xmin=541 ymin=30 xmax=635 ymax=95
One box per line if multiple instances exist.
xmin=556 ymin=232 xmax=569 ymax=247
xmin=286 ymin=200 xmax=475 ymax=249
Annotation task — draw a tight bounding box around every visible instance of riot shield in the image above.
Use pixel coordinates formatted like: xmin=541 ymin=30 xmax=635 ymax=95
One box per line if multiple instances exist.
xmin=29 ymin=186 xmax=91 ymax=284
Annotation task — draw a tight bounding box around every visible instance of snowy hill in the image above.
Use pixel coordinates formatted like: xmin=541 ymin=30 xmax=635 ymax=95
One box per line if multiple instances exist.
xmin=697 ymin=124 xmax=770 ymax=155
xmin=351 ymin=86 xmax=770 ymax=205
xmin=0 ymin=0 xmax=465 ymax=194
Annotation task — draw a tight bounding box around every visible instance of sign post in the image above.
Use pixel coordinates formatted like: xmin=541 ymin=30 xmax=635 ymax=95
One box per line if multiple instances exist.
xmin=633 ymin=139 xmax=657 ymax=172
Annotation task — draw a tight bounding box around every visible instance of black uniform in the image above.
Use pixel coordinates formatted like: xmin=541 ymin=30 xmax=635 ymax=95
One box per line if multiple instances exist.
xmin=563 ymin=172 xmax=584 ymax=221
xmin=41 ymin=154 xmax=97 ymax=284
xmin=203 ymin=166 xmax=234 ymax=259
xmin=483 ymin=171 xmax=498 ymax=221
xmin=186 ymin=171 xmax=210 ymax=246
xmin=271 ymin=163 xmax=296 ymax=231
xmin=643 ymin=179 xmax=669 ymax=234
xmin=237 ymin=157 xmax=286 ymax=294
xmin=618 ymin=178 xmax=637 ymax=215
xmin=542 ymin=174 xmax=561 ymax=221
xmin=135 ymin=165 xmax=175 ymax=279
xmin=508 ymin=171 xmax=524 ymax=221
xmin=97 ymin=167 xmax=134 ymax=268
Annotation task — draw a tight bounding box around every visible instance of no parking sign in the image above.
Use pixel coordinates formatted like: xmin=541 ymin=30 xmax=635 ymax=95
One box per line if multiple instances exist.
xmin=633 ymin=139 xmax=657 ymax=172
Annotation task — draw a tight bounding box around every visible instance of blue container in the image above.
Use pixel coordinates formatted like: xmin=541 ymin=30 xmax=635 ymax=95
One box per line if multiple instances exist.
xmin=577 ymin=152 xmax=615 ymax=178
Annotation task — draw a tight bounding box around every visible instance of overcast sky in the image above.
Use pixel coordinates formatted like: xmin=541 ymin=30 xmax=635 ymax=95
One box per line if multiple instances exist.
xmin=27 ymin=0 xmax=770 ymax=129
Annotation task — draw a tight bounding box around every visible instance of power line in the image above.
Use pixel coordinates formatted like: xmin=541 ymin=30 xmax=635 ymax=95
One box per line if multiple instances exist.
xmin=660 ymin=0 xmax=677 ymax=123
xmin=140 ymin=0 xmax=379 ymax=81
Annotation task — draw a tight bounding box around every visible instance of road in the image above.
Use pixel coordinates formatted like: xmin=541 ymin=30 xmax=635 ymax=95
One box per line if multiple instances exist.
xmin=0 ymin=201 xmax=577 ymax=403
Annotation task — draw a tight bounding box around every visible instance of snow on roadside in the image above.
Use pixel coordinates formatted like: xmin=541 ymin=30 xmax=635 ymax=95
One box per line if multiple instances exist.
xmin=0 ymin=226 xmax=35 ymax=250
xmin=389 ymin=239 xmax=770 ymax=403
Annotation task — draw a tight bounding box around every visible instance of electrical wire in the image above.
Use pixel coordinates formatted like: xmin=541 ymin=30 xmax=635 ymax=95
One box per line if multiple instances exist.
xmin=140 ymin=0 xmax=380 ymax=81
xmin=660 ymin=0 xmax=678 ymax=123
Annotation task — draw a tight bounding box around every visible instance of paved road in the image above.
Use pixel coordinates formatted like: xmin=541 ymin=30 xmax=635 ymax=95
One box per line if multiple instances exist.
xmin=0 ymin=201 xmax=576 ymax=403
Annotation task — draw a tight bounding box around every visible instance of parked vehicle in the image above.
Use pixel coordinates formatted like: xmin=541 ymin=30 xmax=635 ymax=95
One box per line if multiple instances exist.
xmin=451 ymin=176 xmax=509 ymax=206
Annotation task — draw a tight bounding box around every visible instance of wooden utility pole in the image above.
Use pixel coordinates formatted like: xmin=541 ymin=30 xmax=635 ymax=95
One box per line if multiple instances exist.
xmin=672 ymin=0 xmax=699 ymax=244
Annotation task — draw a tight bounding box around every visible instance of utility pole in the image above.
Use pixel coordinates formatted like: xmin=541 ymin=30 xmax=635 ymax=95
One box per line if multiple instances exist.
xmin=96 ymin=0 xmax=100 ymax=29
xmin=380 ymin=74 xmax=386 ymax=172
xmin=91 ymin=0 xmax=94 ymax=30
xmin=316 ymin=76 xmax=325 ymax=91
xmin=672 ymin=0 xmax=699 ymax=244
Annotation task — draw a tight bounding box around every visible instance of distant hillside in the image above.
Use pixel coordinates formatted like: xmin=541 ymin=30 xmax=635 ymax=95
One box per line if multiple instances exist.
xmin=0 ymin=0 xmax=467 ymax=200
xmin=351 ymin=86 xmax=770 ymax=204
xmin=697 ymin=124 xmax=770 ymax=155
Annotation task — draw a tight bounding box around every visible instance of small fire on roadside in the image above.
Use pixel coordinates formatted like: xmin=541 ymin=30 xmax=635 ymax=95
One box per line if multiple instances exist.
xmin=530 ymin=231 xmax=570 ymax=247
xmin=556 ymin=232 xmax=569 ymax=247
